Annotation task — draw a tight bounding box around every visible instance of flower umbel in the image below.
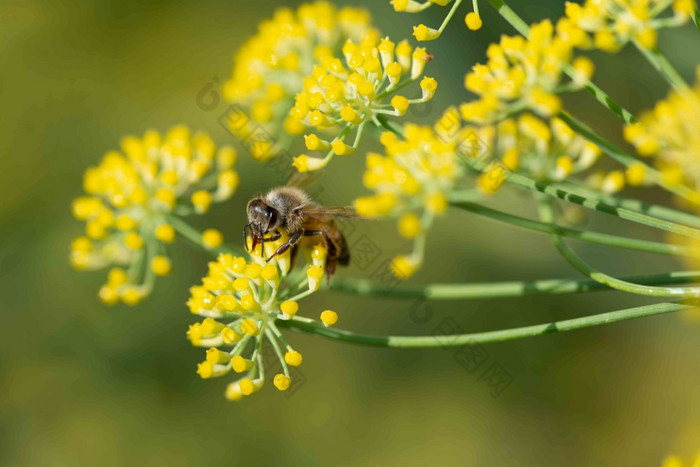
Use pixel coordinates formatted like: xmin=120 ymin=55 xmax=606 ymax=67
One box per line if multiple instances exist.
xmin=354 ymin=125 xmax=462 ymax=276
xmin=70 ymin=126 xmax=238 ymax=305
xmin=564 ymin=0 xmax=696 ymax=52
xmin=461 ymin=20 xmax=594 ymax=124
xmin=187 ymin=236 xmax=337 ymax=400
xmin=222 ymin=1 xmax=375 ymax=160
xmin=623 ymin=66 xmax=700 ymax=199
xmin=293 ymin=35 xmax=436 ymax=172
xmin=447 ymin=111 xmax=604 ymax=194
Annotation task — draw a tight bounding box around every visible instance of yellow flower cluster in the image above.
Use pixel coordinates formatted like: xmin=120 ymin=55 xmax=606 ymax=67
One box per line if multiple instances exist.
xmin=474 ymin=112 xmax=602 ymax=194
xmin=391 ymin=0 xmax=484 ymax=41
xmin=70 ymin=126 xmax=238 ymax=305
xmin=292 ymin=35 xmax=437 ymax=172
xmin=187 ymin=235 xmax=337 ymax=400
xmin=354 ymin=125 xmax=461 ymax=277
xmin=564 ymin=0 xmax=696 ymax=52
xmin=623 ymin=66 xmax=700 ymax=196
xmin=223 ymin=1 xmax=375 ymax=159
xmin=461 ymin=20 xmax=594 ymax=124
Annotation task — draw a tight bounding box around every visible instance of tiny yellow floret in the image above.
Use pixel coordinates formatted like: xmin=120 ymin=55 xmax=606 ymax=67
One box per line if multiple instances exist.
xmin=284 ymin=350 xmax=303 ymax=366
xmin=320 ymin=310 xmax=338 ymax=327
xmin=465 ymin=12 xmax=483 ymax=31
xmin=151 ymin=255 xmax=172 ymax=276
xmin=202 ymin=229 xmax=223 ymax=249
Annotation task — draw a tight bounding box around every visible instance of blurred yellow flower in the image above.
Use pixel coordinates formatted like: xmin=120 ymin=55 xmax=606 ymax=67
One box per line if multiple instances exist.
xmin=354 ymin=125 xmax=461 ymax=276
xmin=564 ymin=0 xmax=696 ymax=52
xmin=461 ymin=20 xmax=592 ymax=124
xmin=662 ymin=453 xmax=700 ymax=467
xmin=444 ymin=111 xmax=604 ymax=194
xmin=623 ymin=66 xmax=700 ymax=200
xmin=222 ymin=1 xmax=375 ymax=160
xmin=70 ymin=126 xmax=238 ymax=305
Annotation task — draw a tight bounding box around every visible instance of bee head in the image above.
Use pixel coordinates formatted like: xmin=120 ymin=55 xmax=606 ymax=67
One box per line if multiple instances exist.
xmin=246 ymin=198 xmax=280 ymax=235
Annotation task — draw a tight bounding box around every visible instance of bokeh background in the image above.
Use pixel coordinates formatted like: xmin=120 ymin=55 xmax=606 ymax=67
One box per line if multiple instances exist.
xmin=2 ymin=0 xmax=699 ymax=465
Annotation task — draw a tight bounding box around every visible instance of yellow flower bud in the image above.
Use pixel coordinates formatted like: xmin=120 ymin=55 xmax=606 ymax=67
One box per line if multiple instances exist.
xmin=151 ymin=256 xmax=172 ymax=276
xmin=124 ymin=232 xmax=144 ymax=250
xmin=202 ymin=229 xmax=223 ymax=249
xmin=412 ymin=24 xmax=441 ymax=42
xmin=398 ymin=213 xmax=422 ymax=238
xmin=273 ymin=374 xmax=291 ymax=391
xmin=155 ymin=224 xmax=176 ymax=243
xmin=284 ymin=350 xmax=303 ymax=367
xmin=465 ymin=12 xmax=483 ymax=31
xmin=320 ymin=310 xmax=338 ymax=327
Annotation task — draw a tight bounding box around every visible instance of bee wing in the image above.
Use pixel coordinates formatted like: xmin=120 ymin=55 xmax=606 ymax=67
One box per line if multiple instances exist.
xmin=286 ymin=170 xmax=323 ymax=189
xmin=300 ymin=206 xmax=373 ymax=220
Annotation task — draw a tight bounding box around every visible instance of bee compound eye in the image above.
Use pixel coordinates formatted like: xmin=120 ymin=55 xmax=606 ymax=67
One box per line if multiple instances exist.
xmin=267 ymin=209 xmax=277 ymax=228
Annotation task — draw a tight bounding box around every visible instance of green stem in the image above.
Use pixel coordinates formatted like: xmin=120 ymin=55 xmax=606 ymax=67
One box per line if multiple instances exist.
xmin=264 ymin=328 xmax=290 ymax=378
xmin=477 ymin=162 xmax=700 ymax=240
xmin=438 ymin=0 xmax=463 ymax=33
xmin=450 ymin=199 xmax=700 ymax=257
xmin=376 ymin=77 xmax=417 ymax=101
xmin=483 ymin=0 xmax=638 ymax=124
xmin=330 ymin=270 xmax=700 ymax=300
xmin=275 ymin=302 xmax=695 ymax=347
xmin=375 ymin=114 xmax=405 ymax=137
xmin=537 ymin=196 xmax=700 ymax=298
xmin=167 ymin=215 xmax=244 ymax=256
xmin=632 ymin=40 xmax=690 ymax=93
xmin=552 ymin=180 xmax=700 ymax=229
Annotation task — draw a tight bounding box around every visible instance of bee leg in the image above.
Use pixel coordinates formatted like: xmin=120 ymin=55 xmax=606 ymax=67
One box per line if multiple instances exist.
xmin=265 ymin=230 xmax=281 ymax=242
xmin=260 ymin=230 xmax=281 ymax=257
xmin=266 ymin=229 xmax=304 ymax=262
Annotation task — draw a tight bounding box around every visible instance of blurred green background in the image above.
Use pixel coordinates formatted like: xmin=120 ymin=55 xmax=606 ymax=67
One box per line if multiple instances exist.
xmin=2 ymin=0 xmax=699 ymax=465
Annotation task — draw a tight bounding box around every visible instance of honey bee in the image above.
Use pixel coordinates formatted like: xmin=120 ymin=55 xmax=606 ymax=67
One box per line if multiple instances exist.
xmin=245 ymin=186 xmax=356 ymax=277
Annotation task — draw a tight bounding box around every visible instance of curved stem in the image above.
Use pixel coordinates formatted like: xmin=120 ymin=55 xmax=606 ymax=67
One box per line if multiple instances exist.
xmin=375 ymin=114 xmax=405 ymax=137
xmin=537 ymin=196 xmax=700 ymax=298
xmin=438 ymin=0 xmax=463 ymax=33
xmin=275 ymin=302 xmax=695 ymax=347
xmin=449 ymin=199 xmax=700 ymax=258
xmin=264 ymin=328 xmax=290 ymax=378
xmin=330 ymin=270 xmax=700 ymax=300
xmin=483 ymin=0 xmax=637 ymax=124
